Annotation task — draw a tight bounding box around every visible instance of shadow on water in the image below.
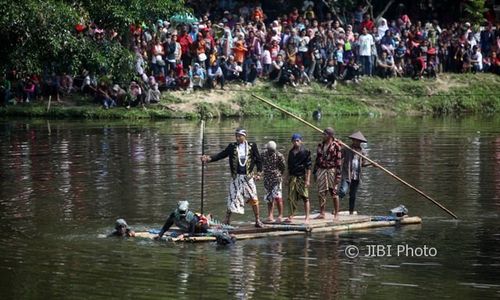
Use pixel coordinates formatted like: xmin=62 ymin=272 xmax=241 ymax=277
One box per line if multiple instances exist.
xmin=0 ymin=116 xmax=500 ymax=298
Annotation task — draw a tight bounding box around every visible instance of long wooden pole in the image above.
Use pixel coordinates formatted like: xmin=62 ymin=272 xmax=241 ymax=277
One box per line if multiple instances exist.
xmin=200 ymin=119 xmax=205 ymax=215
xmin=252 ymin=94 xmax=458 ymax=219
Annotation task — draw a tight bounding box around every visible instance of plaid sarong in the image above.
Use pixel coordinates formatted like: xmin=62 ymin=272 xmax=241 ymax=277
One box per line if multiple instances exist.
xmin=317 ymin=168 xmax=339 ymax=206
xmin=288 ymin=175 xmax=309 ymax=216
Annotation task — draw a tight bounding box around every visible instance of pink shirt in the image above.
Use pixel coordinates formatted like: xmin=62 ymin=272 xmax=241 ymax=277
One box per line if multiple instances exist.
xmin=262 ymin=50 xmax=272 ymax=64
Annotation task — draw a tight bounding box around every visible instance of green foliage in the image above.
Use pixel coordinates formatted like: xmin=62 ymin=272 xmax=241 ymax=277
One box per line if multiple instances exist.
xmin=0 ymin=0 xmax=186 ymax=82
xmin=463 ymin=0 xmax=487 ymax=24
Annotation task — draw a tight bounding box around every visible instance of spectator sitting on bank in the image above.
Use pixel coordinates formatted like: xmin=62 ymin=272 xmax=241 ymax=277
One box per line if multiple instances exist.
xmin=146 ymin=76 xmax=161 ymax=104
xmin=377 ymin=51 xmax=397 ymax=78
xmin=96 ymin=82 xmax=115 ymax=109
xmin=224 ymin=55 xmax=241 ymax=81
xmin=279 ymin=59 xmax=299 ymax=87
xmin=189 ymin=63 xmax=206 ymax=90
xmin=344 ymin=58 xmax=362 ymax=82
xmin=269 ymin=54 xmax=284 ymax=81
xmin=175 ymin=63 xmax=190 ymax=90
xmin=164 ymin=69 xmax=178 ymax=90
xmin=394 ymin=58 xmax=405 ymax=77
xmin=245 ymin=62 xmax=258 ymax=86
xmin=60 ymin=73 xmax=73 ymax=95
xmin=23 ymin=78 xmax=36 ymax=103
xmin=380 ymin=30 xmax=396 ymax=55
xmin=80 ymin=70 xmax=96 ymax=95
xmin=426 ymin=48 xmax=438 ymax=78
xmin=127 ymin=80 xmax=143 ymax=108
xmin=484 ymin=51 xmax=500 ymax=74
xmin=321 ymin=58 xmax=337 ymax=89
xmin=297 ymin=64 xmax=310 ymax=85
xmin=110 ymin=84 xmax=127 ymax=106
xmin=208 ymin=60 xmax=225 ymax=89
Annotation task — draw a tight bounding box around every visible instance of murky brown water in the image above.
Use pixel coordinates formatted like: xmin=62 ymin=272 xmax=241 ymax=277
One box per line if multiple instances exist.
xmin=0 ymin=116 xmax=499 ymax=299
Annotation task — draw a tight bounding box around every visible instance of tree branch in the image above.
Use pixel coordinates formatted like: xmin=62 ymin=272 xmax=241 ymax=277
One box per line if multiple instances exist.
xmin=321 ymin=0 xmax=343 ymax=26
xmin=375 ymin=0 xmax=395 ymax=22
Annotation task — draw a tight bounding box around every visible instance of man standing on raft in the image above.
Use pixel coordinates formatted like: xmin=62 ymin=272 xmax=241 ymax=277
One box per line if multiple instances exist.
xmin=313 ymin=127 xmax=343 ymax=219
xmin=285 ymin=133 xmax=312 ymax=223
xmin=201 ymin=128 xmax=264 ymax=228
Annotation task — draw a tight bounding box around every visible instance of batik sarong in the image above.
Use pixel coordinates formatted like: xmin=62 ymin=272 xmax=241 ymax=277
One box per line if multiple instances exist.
xmin=227 ymin=174 xmax=258 ymax=214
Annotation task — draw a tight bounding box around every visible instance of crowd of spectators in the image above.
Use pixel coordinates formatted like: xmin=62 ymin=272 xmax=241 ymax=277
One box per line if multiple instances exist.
xmin=2 ymin=1 xmax=500 ymax=108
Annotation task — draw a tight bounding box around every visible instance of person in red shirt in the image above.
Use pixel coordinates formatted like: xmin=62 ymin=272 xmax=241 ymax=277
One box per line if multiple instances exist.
xmin=360 ymin=13 xmax=374 ymax=33
xmin=177 ymin=26 xmax=193 ymax=68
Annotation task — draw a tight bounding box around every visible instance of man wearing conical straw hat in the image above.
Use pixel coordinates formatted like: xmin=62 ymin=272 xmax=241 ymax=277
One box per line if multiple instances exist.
xmin=339 ymin=131 xmax=374 ymax=215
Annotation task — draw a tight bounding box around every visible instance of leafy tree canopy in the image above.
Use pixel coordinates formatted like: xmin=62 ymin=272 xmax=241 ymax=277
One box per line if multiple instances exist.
xmin=0 ymin=0 xmax=187 ymax=83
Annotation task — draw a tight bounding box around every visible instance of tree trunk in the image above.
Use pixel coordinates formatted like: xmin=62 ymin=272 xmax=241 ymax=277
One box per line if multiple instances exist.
xmin=321 ymin=0 xmax=344 ymax=26
xmin=375 ymin=0 xmax=396 ymax=22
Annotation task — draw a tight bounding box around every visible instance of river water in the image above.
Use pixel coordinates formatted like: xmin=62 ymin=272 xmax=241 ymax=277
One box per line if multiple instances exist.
xmin=0 ymin=116 xmax=499 ymax=299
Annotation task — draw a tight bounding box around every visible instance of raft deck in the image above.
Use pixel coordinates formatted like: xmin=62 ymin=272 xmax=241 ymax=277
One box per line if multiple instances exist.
xmin=134 ymin=212 xmax=422 ymax=242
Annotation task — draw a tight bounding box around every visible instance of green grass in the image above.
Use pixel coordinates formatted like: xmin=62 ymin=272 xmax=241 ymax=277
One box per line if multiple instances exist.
xmin=1 ymin=74 xmax=499 ymax=119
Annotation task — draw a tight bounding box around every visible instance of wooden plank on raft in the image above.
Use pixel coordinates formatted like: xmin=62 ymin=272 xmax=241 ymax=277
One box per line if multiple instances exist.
xmin=130 ymin=216 xmax=422 ymax=243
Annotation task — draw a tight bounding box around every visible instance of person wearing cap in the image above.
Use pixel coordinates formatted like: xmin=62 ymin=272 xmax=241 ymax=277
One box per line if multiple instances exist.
xmin=200 ymin=128 xmax=263 ymax=228
xmin=313 ymin=127 xmax=343 ymax=219
xmin=188 ymin=62 xmax=206 ymax=90
xmin=108 ymin=219 xmax=135 ymax=237
xmin=285 ymin=133 xmax=312 ymax=223
xmin=339 ymin=131 xmax=373 ymax=215
xmin=155 ymin=201 xmax=209 ymax=240
xmin=261 ymin=141 xmax=286 ymax=223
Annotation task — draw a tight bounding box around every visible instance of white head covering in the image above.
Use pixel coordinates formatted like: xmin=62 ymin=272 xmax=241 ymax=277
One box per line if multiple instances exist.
xmin=266 ymin=141 xmax=277 ymax=151
xmin=377 ymin=18 xmax=389 ymax=41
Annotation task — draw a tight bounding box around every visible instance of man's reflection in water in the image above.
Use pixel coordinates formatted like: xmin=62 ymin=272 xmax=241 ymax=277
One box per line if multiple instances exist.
xmin=228 ymin=243 xmax=258 ymax=299
xmin=267 ymin=240 xmax=284 ymax=294
xmin=315 ymin=233 xmax=341 ymax=299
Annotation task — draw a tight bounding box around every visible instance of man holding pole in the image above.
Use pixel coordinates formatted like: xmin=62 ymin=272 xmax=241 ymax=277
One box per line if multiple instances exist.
xmin=313 ymin=127 xmax=343 ymax=219
xmin=200 ymin=128 xmax=264 ymax=228
xmin=251 ymin=93 xmax=458 ymax=219
xmin=339 ymin=131 xmax=372 ymax=215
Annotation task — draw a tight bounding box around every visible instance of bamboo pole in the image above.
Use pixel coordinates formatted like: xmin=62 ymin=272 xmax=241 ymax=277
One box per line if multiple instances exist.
xmin=200 ymin=120 xmax=205 ymax=215
xmin=251 ymin=94 xmax=458 ymax=219
xmin=46 ymin=95 xmax=52 ymax=113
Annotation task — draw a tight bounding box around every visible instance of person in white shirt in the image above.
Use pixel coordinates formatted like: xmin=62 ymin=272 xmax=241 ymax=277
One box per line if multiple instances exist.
xmin=470 ymin=46 xmax=483 ymax=73
xmin=358 ymin=27 xmax=375 ymax=76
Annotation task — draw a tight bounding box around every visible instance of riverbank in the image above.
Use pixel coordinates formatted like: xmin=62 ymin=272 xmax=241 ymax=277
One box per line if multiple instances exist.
xmin=1 ymin=73 xmax=499 ymax=119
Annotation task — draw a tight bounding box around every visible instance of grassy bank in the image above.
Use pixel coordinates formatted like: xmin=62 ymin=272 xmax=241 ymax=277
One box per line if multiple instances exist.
xmin=1 ymin=73 xmax=499 ymax=120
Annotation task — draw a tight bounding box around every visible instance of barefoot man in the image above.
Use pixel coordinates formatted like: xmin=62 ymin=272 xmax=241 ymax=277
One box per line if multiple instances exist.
xmin=285 ymin=133 xmax=312 ymax=223
xmin=313 ymin=127 xmax=343 ymax=219
xmin=201 ymin=128 xmax=264 ymax=228
xmin=261 ymin=140 xmax=286 ymax=222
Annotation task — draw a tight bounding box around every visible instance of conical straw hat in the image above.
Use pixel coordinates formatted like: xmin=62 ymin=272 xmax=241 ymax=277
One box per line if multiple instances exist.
xmin=348 ymin=131 xmax=367 ymax=142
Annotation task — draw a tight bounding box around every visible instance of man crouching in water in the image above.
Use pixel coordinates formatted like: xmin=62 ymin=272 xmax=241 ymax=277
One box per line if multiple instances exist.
xmin=154 ymin=201 xmax=209 ymax=240
xmin=108 ymin=219 xmax=136 ymax=237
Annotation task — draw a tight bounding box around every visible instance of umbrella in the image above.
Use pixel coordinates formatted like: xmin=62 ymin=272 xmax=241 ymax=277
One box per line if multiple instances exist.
xmin=170 ymin=13 xmax=198 ymax=25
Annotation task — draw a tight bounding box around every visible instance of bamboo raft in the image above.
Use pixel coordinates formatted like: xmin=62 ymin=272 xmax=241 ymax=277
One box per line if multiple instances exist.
xmin=133 ymin=212 xmax=422 ymax=242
